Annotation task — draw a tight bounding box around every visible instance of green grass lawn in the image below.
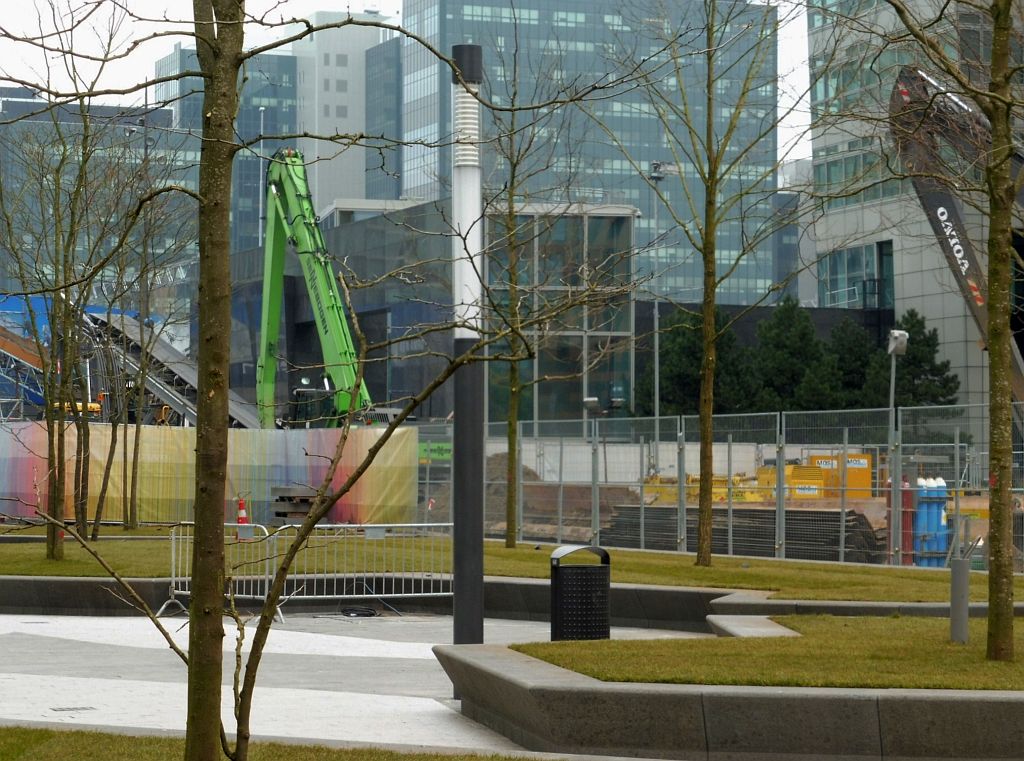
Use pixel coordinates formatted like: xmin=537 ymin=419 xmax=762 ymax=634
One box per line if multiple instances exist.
xmin=0 ymin=530 xmax=1015 ymax=602
xmin=0 ymin=726 xmax=508 ymax=761
xmin=515 ymin=615 xmax=1024 ymax=690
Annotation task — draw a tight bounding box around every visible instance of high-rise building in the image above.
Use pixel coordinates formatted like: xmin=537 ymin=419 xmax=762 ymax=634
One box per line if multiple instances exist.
xmin=369 ymin=0 xmax=779 ymax=304
xmin=0 ymin=87 xmax=199 ymax=350
xmin=365 ymin=36 xmax=404 ymax=201
xmin=807 ymin=1 xmax=987 ymax=405
xmin=293 ymin=10 xmax=397 ymax=209
xmin=155 ymin=43 xmax=297 ymax=256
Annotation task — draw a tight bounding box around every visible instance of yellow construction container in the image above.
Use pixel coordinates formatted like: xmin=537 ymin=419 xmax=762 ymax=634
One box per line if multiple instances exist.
xmin=756 ymin=464 xmax=825 ymax=499
xmin=808 ymin=453 xmax=873 ymax=498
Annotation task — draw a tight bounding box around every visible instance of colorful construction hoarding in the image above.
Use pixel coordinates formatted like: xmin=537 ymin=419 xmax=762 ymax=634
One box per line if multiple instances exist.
xmin=0 ymin=422 xmax=417 ymax=525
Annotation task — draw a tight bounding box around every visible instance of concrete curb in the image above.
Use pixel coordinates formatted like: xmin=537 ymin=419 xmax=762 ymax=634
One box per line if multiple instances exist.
xmin=434 ymin=644 xmax=1024 ymax=760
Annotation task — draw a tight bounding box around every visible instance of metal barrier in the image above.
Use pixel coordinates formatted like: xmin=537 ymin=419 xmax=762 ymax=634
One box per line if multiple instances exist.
xmin=158 ymin=521 xmax=453 ymax=618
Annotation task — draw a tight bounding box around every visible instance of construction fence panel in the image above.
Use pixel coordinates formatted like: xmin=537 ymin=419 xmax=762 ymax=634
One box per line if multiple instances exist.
xmin=412 ymin=422 xmax=453 ymax=525
xmin=679 ymin=413 xmax=780 ymax=558
xmin=899 ymin=404 xmax=988 ymax=568
xmin=783 ymin=409 xmax=889 ymax=564
xmin=516 ymin=419 xmax=595 ymax=545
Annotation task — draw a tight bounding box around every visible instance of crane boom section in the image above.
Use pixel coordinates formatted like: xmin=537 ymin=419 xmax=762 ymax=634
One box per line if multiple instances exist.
xmin=889 ymin=67 xmax=1024 ymax=401
xmin=256 ymin=149 xmax=371 ymax=427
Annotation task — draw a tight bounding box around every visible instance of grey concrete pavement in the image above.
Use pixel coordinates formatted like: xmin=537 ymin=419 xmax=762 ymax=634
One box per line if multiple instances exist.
xmin=0 ymin=612 xmax=704 ymax=754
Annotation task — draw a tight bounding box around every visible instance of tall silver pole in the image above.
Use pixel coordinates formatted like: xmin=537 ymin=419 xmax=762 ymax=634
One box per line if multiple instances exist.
xmin=451 ymin=45 xmax=485 ymax=648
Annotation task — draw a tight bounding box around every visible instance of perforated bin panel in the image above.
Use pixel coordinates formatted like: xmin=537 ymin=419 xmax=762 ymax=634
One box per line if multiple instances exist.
xmin=550 ymin=562 xmax=610 ymax=640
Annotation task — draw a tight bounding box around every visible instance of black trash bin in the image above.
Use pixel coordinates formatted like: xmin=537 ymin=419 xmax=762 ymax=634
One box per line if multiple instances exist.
xmin=550 ymin=545 xmax=610 ymax=641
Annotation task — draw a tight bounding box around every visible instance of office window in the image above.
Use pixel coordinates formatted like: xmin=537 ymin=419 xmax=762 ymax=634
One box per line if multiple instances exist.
xmin=323 ymin=78 xmax=330 ymax=91
xmin=335 ymin=79 xmax=348 ymax=93
xmin=323 ymin=53 xmax=330 ymax=66
xmin=335 ymin=105 xmax=348 ymax=118
xmin=336 ymin=53 xmax=348 ymax=67
xmin=323 ymin=104 xmax=330 ymax=117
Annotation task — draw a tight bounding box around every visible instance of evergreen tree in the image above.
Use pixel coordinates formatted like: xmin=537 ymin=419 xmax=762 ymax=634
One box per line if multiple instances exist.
xmin=751 ymin=297 xmax=824 ymax=411
xmin=864 ymin=310 xmax=960 ymax=407
xmin=640 ymin=308 xmax=754 ymax=415
xmin=827 ymin=317 xmax=880 ymax=408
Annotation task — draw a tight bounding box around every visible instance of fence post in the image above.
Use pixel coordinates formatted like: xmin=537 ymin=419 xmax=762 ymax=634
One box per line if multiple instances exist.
xmin=639 ymin=435 xmax=646 ymax=550
xmin=727 ymin=433 xmax=734 ymax=556
xmin=952 ymin=427 xmax=961 ymax=559
xmin=839 ymin=428 xmax=848 ymax=563
xmin=775 ymin=413 xmax=786 ymax=559
xmin=678 ymin=423 xmax=687 ymax=553
xmin=516 ymin=424 xmax=524 ymax=543
xmin=591 ymin=417 xmax=600 ymax=546
xmin=556 ymin=435 xmax=565 ymax=545
xmin=891 ymin=423 xmax=903 ymax=566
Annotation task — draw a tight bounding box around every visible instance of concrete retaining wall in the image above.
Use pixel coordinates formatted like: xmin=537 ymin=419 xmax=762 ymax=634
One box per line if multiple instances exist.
xmin=434 ymin=644 xmax=1024 ymax=760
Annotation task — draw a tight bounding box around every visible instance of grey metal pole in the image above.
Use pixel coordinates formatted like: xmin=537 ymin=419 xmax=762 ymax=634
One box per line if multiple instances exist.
xmin=639 ymin=436 xmax=646 ymax=550
xmin=653 ymin=301 xmax=660 ymax=472
xmin=516 ymin=423 xmax=524 ymax=544
xmin=839 ymin=429 xmax=848 ymax=563
xmin=677 ymin=427 xmax=686 ymax=553
xmin=950 ymin=555 xmax=970 ymax=643
xmin=892 ymin=426 xmax=903 ymax=567
xmin=556 ymin=435 xmax=564 ymax=544
xmin=450 ymin=44 xmax=485 ymax=648
xmin=591 ymin=417 xmax=600 ymax=545
xmin=775 ymin=413 xmax=785 ymax=559
xmin=727 ymin=433 xmax=733 ymax=556
xmin=953 ymin=427 xmax=962 ymax=558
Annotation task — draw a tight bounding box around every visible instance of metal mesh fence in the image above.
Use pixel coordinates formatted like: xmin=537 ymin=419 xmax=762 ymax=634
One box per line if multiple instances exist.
xmin=152 ymin=402 xmax=1015 ymax=572
xmin=494 ymin=404 xmax=1015 ymax=568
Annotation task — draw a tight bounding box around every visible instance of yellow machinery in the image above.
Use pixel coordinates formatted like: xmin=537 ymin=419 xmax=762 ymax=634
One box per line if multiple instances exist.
xmin=807 ymin=453 xmax=873 ymax=499
xmin=755 ymin=464 xmax=825 ymax=499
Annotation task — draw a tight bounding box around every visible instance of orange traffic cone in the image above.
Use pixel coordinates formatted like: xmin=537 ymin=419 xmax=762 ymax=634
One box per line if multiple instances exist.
xmin=236 ymin=496 xmax=253 ymax=540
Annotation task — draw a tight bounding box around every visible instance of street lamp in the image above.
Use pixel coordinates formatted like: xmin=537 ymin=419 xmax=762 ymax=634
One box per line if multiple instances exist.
xmin=258 ymin=106 xmax=266 ymax=247
xmin=648 ymin=161 xmax=667 ymax=469
xmin=887 ymin=328 xmax=909 ymax=565
xmin=887 ymin=328 xmax=909 ymax=433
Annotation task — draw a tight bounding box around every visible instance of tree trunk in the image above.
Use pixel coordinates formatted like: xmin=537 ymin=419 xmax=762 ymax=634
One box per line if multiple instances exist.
xmin=184 ymin=1 xmax=243 ymax=758
xmin=695 ymin=9 xmax=720 ymax=568
xmin=984 ymin=12 xmax=1015 ymax=659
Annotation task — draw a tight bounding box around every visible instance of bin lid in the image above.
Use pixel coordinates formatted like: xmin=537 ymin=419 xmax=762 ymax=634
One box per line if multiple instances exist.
xmin=551 ymin=544 xmax=610 ymax=567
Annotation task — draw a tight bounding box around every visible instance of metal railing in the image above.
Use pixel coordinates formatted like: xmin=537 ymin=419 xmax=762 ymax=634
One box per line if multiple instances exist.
xmin=159 ymin=522 xmax=453 ymax=618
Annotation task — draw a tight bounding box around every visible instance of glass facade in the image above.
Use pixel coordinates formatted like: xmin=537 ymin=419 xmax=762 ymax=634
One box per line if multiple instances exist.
xmin=371 ymin=0 xmax=778 ymax=305
xmin=229 ymin=199 xmax=637 ymax=422
xmin=365 ymin=37 xmax=404 ymax=200
xmin=155 ymin=44 xmax=297 ymax=257
xmin=0 ymin=93 xmax=200 ymax=350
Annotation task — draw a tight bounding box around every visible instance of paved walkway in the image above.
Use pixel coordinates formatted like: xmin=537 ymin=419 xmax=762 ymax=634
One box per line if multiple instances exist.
xmin=0 ymin=612 xmax=704 ymax=753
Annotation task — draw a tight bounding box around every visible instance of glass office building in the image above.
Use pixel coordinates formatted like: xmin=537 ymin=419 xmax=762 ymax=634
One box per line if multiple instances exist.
xmin=155 ymin=44 xmax=297 ymax=256
xmin=370 ymin=0 xmax=779 ymax=305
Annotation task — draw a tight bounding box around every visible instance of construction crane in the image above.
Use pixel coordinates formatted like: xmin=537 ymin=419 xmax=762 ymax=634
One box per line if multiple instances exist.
xmin=889 ymin=66 xmax=1024 ymax=400
xmin=256 ymin=148 xmax=389 ymax=428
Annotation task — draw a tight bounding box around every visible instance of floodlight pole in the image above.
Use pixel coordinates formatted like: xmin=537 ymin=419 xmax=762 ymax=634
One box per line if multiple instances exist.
xmin=887 ymin=329 xmax=908 ymax=565
xmin=451 ymin=44 xmax=485 ymax=647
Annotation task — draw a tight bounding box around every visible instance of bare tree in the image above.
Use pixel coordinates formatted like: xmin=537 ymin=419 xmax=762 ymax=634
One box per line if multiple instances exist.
xmin=0 ymin=91 xmax=156 ymax=552
xmin=0 ymin=5 xmax=647 ymax=760
xmin=587 ymin=0 xmax=805 ymax=565
xmin=809 ymin=0 xmax=1020 ymax=659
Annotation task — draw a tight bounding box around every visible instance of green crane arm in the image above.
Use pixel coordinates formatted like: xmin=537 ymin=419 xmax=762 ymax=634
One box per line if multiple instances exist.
xmin=256 ymin=147 xmax=372 ymax=427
